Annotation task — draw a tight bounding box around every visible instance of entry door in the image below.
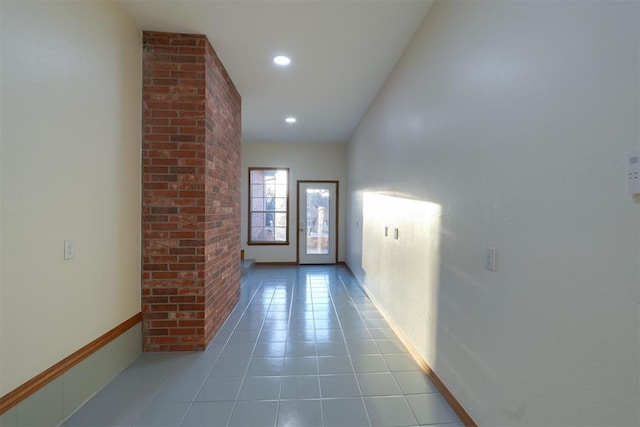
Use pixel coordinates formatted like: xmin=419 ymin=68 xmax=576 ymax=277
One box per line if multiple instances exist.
xmin=298 ymin=181 xmax=338 ymax=264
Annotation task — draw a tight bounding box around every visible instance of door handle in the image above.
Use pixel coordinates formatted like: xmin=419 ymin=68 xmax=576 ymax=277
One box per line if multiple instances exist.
xmin=300 ymin=222 xmax=304 ymax=232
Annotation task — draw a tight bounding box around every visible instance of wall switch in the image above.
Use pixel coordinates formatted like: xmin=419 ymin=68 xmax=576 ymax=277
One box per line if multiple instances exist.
xmin=485 ymin=247 xmax=496 ymax=271
xmin=64 ymin=240 xmax=75 ymax=260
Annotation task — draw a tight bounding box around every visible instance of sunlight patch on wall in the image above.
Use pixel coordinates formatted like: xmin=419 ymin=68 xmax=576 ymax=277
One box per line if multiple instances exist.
xmin=361 ymin=192 xmax=442 ymax=366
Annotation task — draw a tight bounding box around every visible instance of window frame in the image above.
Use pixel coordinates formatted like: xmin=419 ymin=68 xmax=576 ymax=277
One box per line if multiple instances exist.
xmin=247 ymin=167 xmax=290 ymax=246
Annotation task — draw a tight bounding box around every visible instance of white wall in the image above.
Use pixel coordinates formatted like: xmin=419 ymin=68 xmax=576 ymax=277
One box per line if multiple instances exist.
xmin=1 ymin=1 xmax=142 ymax=394
xmin=242 ymin=143 xmax=346 ymax=263
xmin=346 ymin=1 xmax=640 ymax=425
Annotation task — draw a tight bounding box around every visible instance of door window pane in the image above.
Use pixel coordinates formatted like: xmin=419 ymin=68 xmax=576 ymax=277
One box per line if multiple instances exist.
xmin=306 ymin=188 xmax=330 ymax=255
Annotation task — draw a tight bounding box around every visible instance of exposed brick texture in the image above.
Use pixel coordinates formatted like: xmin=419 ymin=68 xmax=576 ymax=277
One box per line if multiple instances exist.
xmin=142 ymin=32 xmax=241 ymax=351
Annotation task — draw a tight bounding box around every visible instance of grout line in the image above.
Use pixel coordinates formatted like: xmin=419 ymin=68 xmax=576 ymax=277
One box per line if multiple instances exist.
xmin=212 ymin=274 xmax=269 ymax=426
xmin=226 ymin=279 xmax=279 ymax=424
xmin=332 ymin=268 xmax=373 ymax=427
xmin=336 ymin=267 xmax=411 ymax=416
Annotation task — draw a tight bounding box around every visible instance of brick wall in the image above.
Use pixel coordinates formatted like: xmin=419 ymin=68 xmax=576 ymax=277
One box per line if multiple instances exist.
xmin=142 ymin=31 xmax=241 ymax=351
xmin=203 ymin=41 xmax=242 ymax=344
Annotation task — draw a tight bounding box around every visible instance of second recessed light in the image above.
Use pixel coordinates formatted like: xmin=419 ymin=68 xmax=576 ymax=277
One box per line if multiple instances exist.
xmin=285 ymin=117 xmax=297 ymax=124
xmin=273 ymin=55 xmax=291 ymax=66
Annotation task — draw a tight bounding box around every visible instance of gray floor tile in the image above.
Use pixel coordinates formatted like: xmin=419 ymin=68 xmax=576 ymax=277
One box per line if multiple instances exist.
xmin=319 ymin=374 xmax=361 ymax=398
xmin=393 ymin=371 xmax=439 ymax=395
xmin=277 ymin=399 xmax=323 ymax=427
xmin=253 ymin=342 xmax=286 ymax=357
xmin=375 ymin=339 xmax=407 ymax=354
xmin=383 ymin=354 xmax=421 ymax=372
xmin=209 ymin=358 xmax=250 ymax=377
xmin=246 ymin=357 xmax=285 ymax=376
xmin=267 ymin=305 xmax=289 ymax=313
xmin=364 ymin=396 xmax=418 ymax=427
xmin=341 ymin=320 xmax=369 ymax=329
xmin=316 ymin=341 xmax=348 ymax=356
xmin=364 ymin=318 xmax=389 ymax=328
xmin=287 ymin=328 xmax=316 ymax=342
xmin=153 ymin=377 xmax=205 ymax=402
xmin=133 ymin=401 xmax=189 ymax=426
xmin=312 ymin=302 xmax=331 ymax=309
xmin=130 ymin=353 xmax=190 ymax=376
xmin=322 ymin=398 xmax=370 ymax=427
xmin=352 ymin=355 xmax=389 ymax=373
xmin=280 ymin=375 xmax=321 ymax=399
xmin=285 ymin=340 xmax=317 ymax=356
xmin=99 ymin=376 xmax=158 ymax=405
xmin=219 ymin=342 xmax=255 ymax=359
xmin=318 ymin=355 xmax=354 ymax=375
xmin=238 ymin=376 xmax=281 ymax=400
xmin=167 ymin=358 xmax=215 ymax=379
xmin=312 ymin=310 xmax=336 ymax=320
xmin=261 ymin=317 xmax=283 ymax=325
xmin=283 ymin=356 xmax=319 ymax=375
xmin=347 ymin=340 xmax=381 ymax=355
xmin=360 ymin=309 xmax=384 ymax=319
xmin=235 ymin=320 xmax=264 ymax=331
xmin=228 ymin=400 xmax=278 ymax=426
xmin=342 ymin=328 xmax=372 ymax=339
xmin=406 ymin=393 xmax=462 ymax=425
xmin=181 ymin=401 xmax=234 ymax=426
xmin=227 ymin=330 xmax=261 ymax=344
xmin=86 ymin=400 xmax=146 ymax=427
xmin=286 ymin=316 xmax=310 ymax=324
xmin=337 ymin=311 xmax=363 ymax=320
xmin=368 ymin=328 xmax=398 ymax=340
xmin=195 ymin=377 xmax=243 ymax=401
xmin=357 ymin=372 xmax=402 ymax=396
xmin=259 ymin=329 xmax=289 ymax=342
xmin=314 ymin=328 xmax=343 ymax=341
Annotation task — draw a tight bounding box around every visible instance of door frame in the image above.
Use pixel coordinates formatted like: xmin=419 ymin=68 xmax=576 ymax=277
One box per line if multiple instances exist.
xmin=296 ymin=180 xmax=339 ymax=264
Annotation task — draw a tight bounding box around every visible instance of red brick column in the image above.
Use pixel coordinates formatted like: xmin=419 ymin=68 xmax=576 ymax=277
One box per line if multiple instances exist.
xmin=203 ymin=42 xmax=243 ymax=344
xmin=142 ymin=32 xmax=241 ymax=351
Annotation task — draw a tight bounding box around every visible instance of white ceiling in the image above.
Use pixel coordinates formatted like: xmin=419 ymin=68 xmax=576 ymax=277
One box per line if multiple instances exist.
xmin=119 ymin=0 xmax=434 ymax=144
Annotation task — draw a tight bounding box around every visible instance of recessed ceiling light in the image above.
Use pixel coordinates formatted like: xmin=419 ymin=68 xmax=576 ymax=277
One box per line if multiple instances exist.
xmin=285 ymin=117 xmax=297 ymax=124
xmin=273 ymin=55 xmax=291 ymax=66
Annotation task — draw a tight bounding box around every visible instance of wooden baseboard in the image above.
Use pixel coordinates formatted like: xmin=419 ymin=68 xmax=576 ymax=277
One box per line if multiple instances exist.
xmin=254 ymin=261 xmax=298 ymax=266
xmin=0 ymin=312 xmax=142 ymax=415
xmin=342 ymin=265 xmax=477 ymax=427
xmin=254 ymin=261 xmax=347 ymax=266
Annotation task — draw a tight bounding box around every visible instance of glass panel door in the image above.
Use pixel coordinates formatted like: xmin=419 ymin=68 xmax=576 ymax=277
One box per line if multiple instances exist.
xmin=298 ymin=182 xmax=337 ymax=264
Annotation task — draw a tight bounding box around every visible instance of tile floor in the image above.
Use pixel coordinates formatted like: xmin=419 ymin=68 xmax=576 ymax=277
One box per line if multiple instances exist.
xmin=64 ymin=265 xmax=463 ymax=427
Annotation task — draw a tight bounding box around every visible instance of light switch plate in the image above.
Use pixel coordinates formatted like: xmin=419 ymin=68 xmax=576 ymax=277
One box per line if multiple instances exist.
xmin=64 ymin=240 xmax=75 ymax=260
xmin=485 ymin=247 xmax=496 ymax=271
xmin=626 ymin=149 xmax=640 ymax=194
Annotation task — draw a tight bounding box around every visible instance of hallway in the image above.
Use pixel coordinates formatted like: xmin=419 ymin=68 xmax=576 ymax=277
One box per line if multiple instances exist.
xmin=64 ymin=265 xmax=462 ymax=426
